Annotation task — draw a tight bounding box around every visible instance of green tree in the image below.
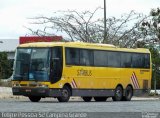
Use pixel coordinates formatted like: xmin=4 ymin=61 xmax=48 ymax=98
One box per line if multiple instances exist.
xmin=0 ymin=52 xmax=12 ymax=79
xmin=140 ymin=7 xmax=160 ymax=43
xmin=139 ymin=8 xmax=160 ymax=89
xmin=145 ymin=45 xmax=160 ymax=89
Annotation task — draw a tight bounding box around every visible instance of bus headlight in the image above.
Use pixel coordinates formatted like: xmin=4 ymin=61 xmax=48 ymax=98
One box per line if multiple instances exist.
xmin=12 ymin=83 xmax=20 ymax=87
xmin=41 ymin=85 xmax=48 ymax=88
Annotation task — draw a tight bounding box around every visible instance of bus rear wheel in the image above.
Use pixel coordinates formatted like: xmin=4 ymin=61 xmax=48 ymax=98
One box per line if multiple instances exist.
xmin=112 ymin=86 xmax=123 ymax=101
xmin=82 ymin=97 xmax=92 ymax=102
xmin=28 ymin=96 xmax=41 ymax=102
xmin=94 ymin=97 xmax=107 ymax=102
xmin=123 ymin=86 xmax=133 ymax=101
xmin=57 ymin=86 xmax=71 ymax=102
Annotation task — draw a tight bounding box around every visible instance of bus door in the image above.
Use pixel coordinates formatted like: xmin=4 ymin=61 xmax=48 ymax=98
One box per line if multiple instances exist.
xmin=50 ymin=47 xmax=63 ymax=83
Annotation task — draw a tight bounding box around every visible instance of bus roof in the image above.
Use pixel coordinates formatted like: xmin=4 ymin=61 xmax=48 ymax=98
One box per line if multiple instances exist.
xmin=18 ymin=42 xmax=150 ymax=53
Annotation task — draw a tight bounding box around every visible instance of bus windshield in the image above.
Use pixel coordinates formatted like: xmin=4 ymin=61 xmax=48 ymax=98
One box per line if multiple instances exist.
xmin=13 ymin=48 xmax=50 ymax=81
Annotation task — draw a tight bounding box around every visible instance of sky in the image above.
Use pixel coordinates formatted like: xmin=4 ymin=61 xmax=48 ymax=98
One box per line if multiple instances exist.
xmin=0 ymin=0 xmax=159 ymax=51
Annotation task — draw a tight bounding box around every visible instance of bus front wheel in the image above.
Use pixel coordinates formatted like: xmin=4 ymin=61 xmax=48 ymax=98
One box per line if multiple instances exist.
xmin=57 ymin=86 xmax=71 ymax=102
xmin=112 ymin=86 xmax=123 ymax=101
xmin=28 ymin=96 xmax=41 ymax=102
xmin=82 ymin=97 xmax=92 ymax=102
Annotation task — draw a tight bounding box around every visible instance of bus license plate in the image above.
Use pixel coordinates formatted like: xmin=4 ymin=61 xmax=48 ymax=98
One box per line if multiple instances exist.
xmin=26 ymin=89 xmax=31 ymax=92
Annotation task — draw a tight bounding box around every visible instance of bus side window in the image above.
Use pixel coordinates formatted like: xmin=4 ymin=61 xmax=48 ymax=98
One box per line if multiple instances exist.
xmin=132 ymin=53 xmax=145 ymax=68
xmin=80 ymin=49 xmax=93 ymax=66
xmin=144 ymin=54 xmax=150 ymax=68
xmin=66 ymin=48 xmax=79 ymax=65
xmin=121 ymin=53 xmax=131 ymax=68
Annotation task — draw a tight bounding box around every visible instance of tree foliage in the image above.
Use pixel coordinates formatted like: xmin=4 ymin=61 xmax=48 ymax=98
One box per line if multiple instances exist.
xmin=139 ymin=8 xmax=160 ymax=89
xmin=27 ymin=8 xmax=147 ymax=48
xmin=27 ymin=8 xmax=103 ymax=43
xmin=146 ymin=45 xmax=160 ymax=89
xmin=140 ymin=8 xmax=160 ymax=43
xmin=0 ymin=52 xmax=12 ymax=79
xmin=104 ymin=11 xmax=147 ymax=47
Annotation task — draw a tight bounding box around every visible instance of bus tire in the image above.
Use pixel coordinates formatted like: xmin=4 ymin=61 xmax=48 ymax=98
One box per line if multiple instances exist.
xmin=123 ymin=86 xmax=133 ymax=101
xmin=112 ymin=86 xmax=123 ymax=101
xmin=57 ymin=86 xmax=71 ymax=102
xmin=28 ymin=96 xmax=41 ymax=102
xmin=94 ymin=97 xmax=107 ymax=102
xmin=82 ymin=97 xmax=92 ymax=102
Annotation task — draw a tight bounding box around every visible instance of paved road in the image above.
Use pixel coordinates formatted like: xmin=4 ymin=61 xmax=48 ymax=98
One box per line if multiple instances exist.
xmin=0 ymin=98 xmax=160 ymax=118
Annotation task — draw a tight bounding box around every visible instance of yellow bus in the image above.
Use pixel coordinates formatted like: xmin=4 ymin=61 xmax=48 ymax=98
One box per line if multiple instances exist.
xmin=12 ymin=42 xmax=152 ymax=102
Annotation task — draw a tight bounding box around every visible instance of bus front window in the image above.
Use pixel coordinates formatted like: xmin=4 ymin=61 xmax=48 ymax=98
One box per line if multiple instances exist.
xmin=13 ymin=48 xmax=31 ymax=80
xmin=30 ymin=48 xmax=49 ymax=81
xmin=13 ymin=48 xmax=50 ymax=81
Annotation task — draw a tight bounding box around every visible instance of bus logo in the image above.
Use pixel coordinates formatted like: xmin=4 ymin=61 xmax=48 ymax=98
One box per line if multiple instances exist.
xmin=77 ymin=69 xmax=92 ymax=76
xmin=130 ymin=72 xmax=140 ymax=89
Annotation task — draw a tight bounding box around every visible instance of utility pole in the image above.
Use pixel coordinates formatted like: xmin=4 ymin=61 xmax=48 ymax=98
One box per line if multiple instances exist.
xmin=104 ymin=0 xmax=107 ymax=43
xmin=0 ymin=40 xmax=3 ymax=79
xmin=154 ymin=66 xmax=157 ymax=95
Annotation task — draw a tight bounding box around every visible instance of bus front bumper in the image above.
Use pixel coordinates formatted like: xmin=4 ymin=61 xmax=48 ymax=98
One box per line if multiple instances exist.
xmin=12 ymin=87 xmax=63 ymax=97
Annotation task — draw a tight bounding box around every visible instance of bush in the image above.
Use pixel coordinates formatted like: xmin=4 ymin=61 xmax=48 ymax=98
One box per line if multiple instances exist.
xmin=0 ymin=52 xmax=13 ymax=79
xmin=149 ymin=91 xmax=159 ymax=96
